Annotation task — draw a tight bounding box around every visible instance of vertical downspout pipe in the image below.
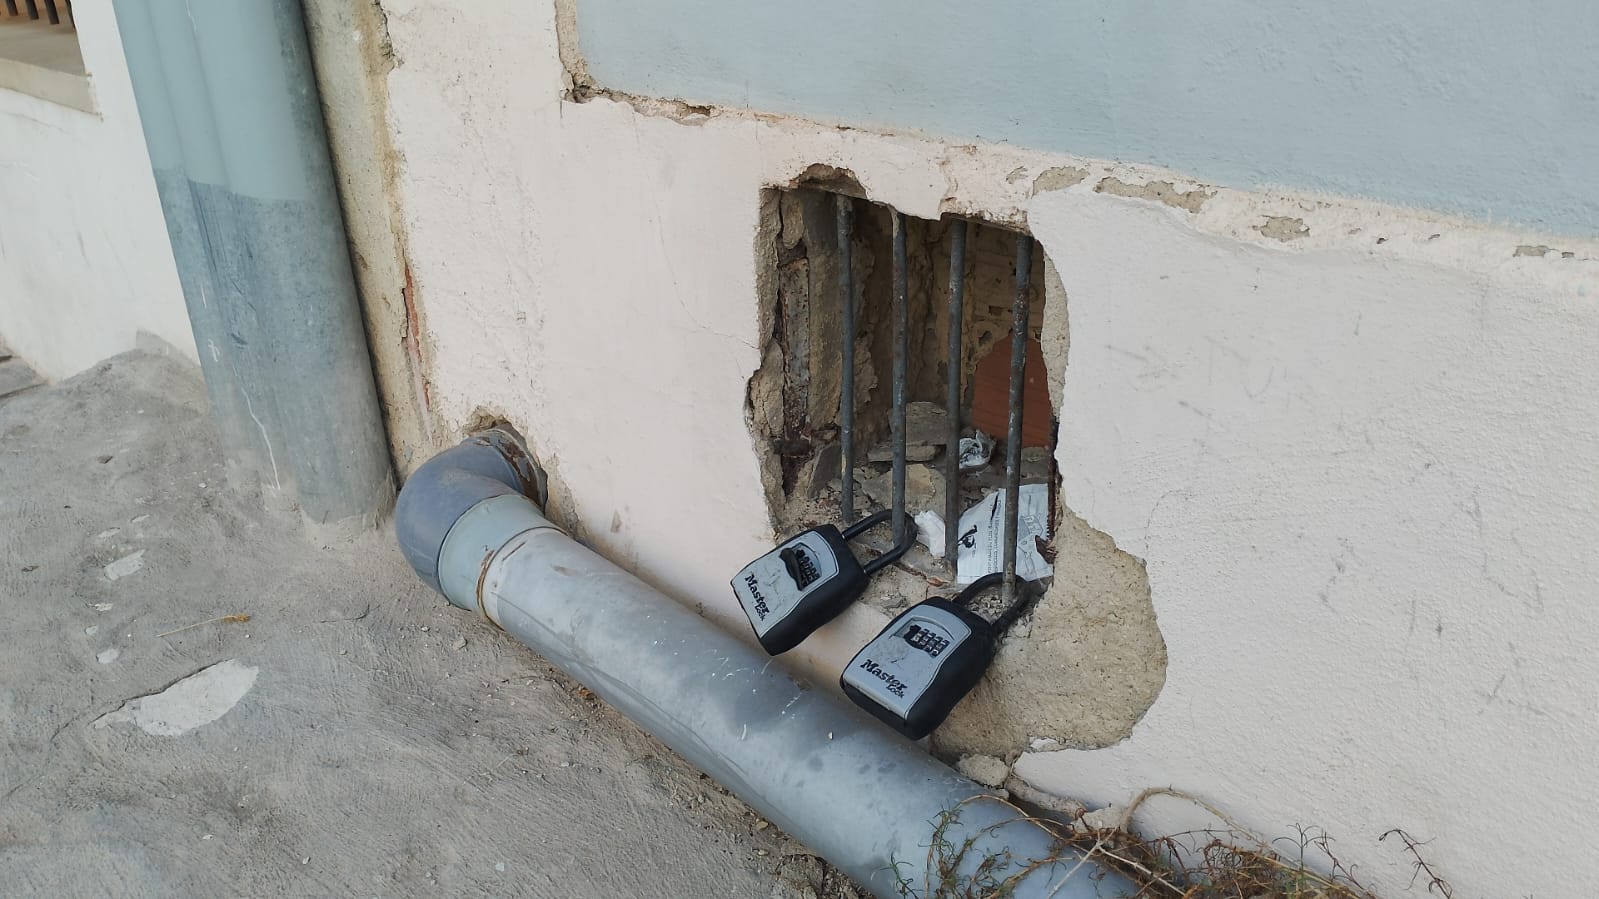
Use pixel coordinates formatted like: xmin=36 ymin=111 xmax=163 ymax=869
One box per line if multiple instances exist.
xmin=115 ymin=0 xmax=393 ymax=532
xmin=396 ymin=431 xmax=1134 ymax=899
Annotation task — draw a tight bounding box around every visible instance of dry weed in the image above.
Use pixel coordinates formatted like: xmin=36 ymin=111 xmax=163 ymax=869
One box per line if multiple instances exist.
xmin=893 ymin=789 xmax=1453 ymax=899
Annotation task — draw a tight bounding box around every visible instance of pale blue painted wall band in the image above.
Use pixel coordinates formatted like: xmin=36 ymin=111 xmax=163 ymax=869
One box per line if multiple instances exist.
xmin=576 ymin=0 xmax=1599 ymax=235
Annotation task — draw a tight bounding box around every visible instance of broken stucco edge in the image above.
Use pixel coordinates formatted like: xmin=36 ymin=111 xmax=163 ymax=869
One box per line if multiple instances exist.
xmin=550 ymin=0 xmax=592 ymax=98
xmin=1017 ymin=185 xmax=1596 ymax=763
xmin=545 ymin=2 xmax=1592 ymax=269
xmin=1197 ymin=188 xmax=1599 ymax=277
xmin=1010 ymin=196 xmax=1173 ymax=781
xmin=559 ymin=81 xmax=1598 ymax=282
xmin=1038 ymin=171 xmax=1599 ymax=282
xmin=740 ymin=180 xmax=1165 ymax=756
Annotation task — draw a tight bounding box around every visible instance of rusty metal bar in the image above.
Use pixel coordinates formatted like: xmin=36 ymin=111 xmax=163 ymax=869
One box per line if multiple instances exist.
xmin=1001 ymin=235 xmax=1032 ymax=601
xmin=22 ymin=0 xmax=38 ymax=21
xmin=3 ymin=1 xmax=18 ymax=19
xmin=40 ymin=0 xmax=57 ymax=25
xmin=837 ymin=195 xmax=856 ymax=521
xmin=943 ymin=219 xmax=967 ymax=566
xmin=890 ymin=211 xmax=910 ymax=544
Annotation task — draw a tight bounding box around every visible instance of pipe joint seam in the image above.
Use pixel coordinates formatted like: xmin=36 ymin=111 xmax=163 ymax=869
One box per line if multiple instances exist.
xmin=438 ymin=493 xmax=561 ymax=617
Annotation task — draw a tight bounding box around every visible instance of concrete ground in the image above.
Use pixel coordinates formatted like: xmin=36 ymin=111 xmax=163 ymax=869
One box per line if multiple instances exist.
xmin=0 ymin=350 xmax=856 ymax=898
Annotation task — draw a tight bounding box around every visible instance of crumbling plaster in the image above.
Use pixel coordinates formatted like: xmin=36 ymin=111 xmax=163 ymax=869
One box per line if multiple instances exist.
xmin=369 ymin=3 xmax=1598 ymax=897
xmin=746 ymin=188 xmax=1167 ymax=756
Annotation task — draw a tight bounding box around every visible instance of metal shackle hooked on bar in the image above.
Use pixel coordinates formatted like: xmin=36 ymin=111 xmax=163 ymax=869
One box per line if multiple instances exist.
xmin=730 ymin=510 xmax=918 ymax=656
xmin=841 ymin=572 xmax=1041 ymax=739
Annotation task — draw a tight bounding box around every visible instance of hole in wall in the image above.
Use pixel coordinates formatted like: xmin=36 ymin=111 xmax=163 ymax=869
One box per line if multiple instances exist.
xmin=746 ymin=180 xmax=1168 ymax=756
xmin=751 ymin=185 xmax=1054 ymax=544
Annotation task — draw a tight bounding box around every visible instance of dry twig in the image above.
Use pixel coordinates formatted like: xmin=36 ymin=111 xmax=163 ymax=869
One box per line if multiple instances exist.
xmin=1379 ymin=829 xmax=1455 ymax=898
xmin=155 ymin=614 xmax=250 ymax=638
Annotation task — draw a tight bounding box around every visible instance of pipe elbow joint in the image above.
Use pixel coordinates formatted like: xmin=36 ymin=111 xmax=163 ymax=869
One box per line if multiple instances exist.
xmin=394 ymin=428 xmax=549 ymax=596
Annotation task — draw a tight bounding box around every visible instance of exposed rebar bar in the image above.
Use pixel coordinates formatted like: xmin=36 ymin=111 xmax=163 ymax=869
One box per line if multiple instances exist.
xmin=943 ymin=219 xmax=968 ymax=567
xmin=890 ymin=211 xmax=909 ymax=544
xmin=837 ymin=195 xmax=856 ymax=521
xmin=1002 ymin=235 xmax=1033 ymax=602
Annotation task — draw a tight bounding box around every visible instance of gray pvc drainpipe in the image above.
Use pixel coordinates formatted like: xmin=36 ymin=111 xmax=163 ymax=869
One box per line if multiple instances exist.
xmin=396 ymin=431 xmax=1132 ymax=899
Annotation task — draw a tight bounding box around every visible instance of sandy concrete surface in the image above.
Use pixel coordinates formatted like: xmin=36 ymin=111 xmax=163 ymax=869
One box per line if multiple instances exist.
xmin=0 ymin=351 xmax=852 ymax=898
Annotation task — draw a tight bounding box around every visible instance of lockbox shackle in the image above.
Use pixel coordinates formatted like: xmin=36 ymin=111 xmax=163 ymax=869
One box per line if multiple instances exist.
xmin=951 ymin=572 xmax=1042 ymax=634
xmin=840 ymin=509 xmax=919 ymax=576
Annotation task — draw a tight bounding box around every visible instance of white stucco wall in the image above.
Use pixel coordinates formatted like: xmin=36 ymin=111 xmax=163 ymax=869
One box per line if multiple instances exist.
xmin=0 ymin=10 xmax=192 ymax=379
xmin=1021 ymin=192 xmax=1599 ymax=897
xmin=376 ymin=2 xmax=1599 ymax=895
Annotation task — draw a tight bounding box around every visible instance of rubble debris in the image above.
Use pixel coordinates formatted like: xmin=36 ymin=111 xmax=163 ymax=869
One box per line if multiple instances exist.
xmin=1073 ymin=804 xmax=1126 ymax=834
xmin=955 ymin=753 xmax=1010 ymax=788
xmin=855 ymin=463 xmax=946 ymax=516
xmin=959 ymin=431 xmax=995 ymax=471
xmin=866 ymin=402 xmax=950 ymax=463
xmin=104 ymin=550 xmax=146 ymax=581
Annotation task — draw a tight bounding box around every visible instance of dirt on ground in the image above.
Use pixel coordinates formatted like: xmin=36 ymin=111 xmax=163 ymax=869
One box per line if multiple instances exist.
xmin=0 ymin=350 xmax=854 ymax=898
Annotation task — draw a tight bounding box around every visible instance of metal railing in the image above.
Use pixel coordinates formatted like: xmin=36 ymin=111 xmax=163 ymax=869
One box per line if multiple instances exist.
xmin=1 ymin=0 xmax=73 ymax=28
xmin=835 ymin=198 xmax=1037 ymax=603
